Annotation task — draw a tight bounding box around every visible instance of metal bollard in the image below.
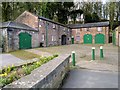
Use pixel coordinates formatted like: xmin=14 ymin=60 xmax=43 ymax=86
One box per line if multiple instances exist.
xmin=71 ymin=36 xmax=74 ymax=44
xmin=72 ymin=51 xmax=76 ymax=66
xmin=92 ymin=47 xmax=95 ymax=60
xmin=100 ymin=46 xmax=104 ymax=59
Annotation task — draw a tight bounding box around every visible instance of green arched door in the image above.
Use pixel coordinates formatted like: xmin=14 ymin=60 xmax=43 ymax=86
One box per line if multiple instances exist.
xmin=19 ymin=32 xmax=32 ymax=49
xmin=95 ymin=34 xmax=105 ymax=44
xmin=83 ymin=34 xmax=92 ymax=44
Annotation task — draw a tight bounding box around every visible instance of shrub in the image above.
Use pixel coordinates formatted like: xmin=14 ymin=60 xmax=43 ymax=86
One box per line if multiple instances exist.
xmin=22 ymin=65 xmax=31 ymax=75
xmin=11 ymin=64 xmax=15 ymax=71
xmin=8 ymin=71 xmax=18 ymax=83
xmin=5 ymin=66 xmax=11 ymax=74
xmin=0 ymin=54 xmax=59 ymax=87
xmin=0 ymin=77 xmax=9 ymax=87
xmin=53 ymin=54 xmax=58 ymax=58
xmin=0 ymin=70 xmax=2 ymax=74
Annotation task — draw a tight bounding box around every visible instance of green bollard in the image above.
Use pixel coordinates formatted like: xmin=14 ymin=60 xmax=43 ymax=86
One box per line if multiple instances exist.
xmin=100 ymin=46 xmax=104 ymax=59
xmin=71 ymin=36 xmax=74 ymax=44
xmin=92 ymin=47 xmax=95 ymax=60
xmin=72 ymin=51 xmax=76 ymax=66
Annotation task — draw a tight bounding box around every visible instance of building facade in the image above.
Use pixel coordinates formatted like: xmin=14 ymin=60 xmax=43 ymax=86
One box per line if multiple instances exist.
xmin=15 ymin=11 xmax=72 ymax=47
xmin=113 ymin=26 xmax=120 ymax=46
xmin=0 ymin=21 xmax=39 ymax=52
xmin=68 ymin=22 xmax=109 ymax=44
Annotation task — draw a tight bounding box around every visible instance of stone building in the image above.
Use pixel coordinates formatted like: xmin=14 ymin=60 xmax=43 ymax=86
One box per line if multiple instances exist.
xmin=68 ymin=21 xmax=109 ymax=44
xmin=15 ymin=11 xmax=72 ymax=47
xmin=0 ymin=21 xmax=38 ymax=52
xmin=113 ymin=25 xmax=120 ymax=46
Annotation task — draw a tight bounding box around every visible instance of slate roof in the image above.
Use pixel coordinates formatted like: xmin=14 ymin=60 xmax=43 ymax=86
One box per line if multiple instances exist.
xmin=68 ymin=21 xmax=109 ymax=29
xmin=0 ymin=21 xmax=38 ymax=31
xmin=39 ymin=16 xmax=69 ymax=28
xmin=16 ymin=11 xmax=69 ymax=28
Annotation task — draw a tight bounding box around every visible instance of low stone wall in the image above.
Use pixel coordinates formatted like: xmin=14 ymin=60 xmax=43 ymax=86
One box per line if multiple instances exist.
xmin=3 ymin=54 xmax=71 ymax=89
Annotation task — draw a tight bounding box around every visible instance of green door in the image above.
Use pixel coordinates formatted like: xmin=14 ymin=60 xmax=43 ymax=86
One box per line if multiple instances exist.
xmin=112 ymin=31 xmax=116 ymax=45
xmin=95 ymin=34 xmax=105 ymax=44
xmin=19 ymin=32 xmax=32 ymax=49
xmin=83 ymin=34 xmax=92 ymax=44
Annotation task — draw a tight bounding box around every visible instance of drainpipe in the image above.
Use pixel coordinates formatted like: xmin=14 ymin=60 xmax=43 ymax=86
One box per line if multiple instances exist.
xmin=45 ymin=22 xmax=48 ymax=47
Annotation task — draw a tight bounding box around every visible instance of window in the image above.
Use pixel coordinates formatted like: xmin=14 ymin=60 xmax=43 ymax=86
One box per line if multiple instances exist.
xmin=53 ymin=24 xmax=56 ymax=29
xmin=52 ymin=35 xmax=56 ymax=41
xmin=39 ymin=19 xmax=42 ymax=21
xmin=87 ymin=28 xmax=89 ymax=31
xmin=42 ymin=34 xmax=44 ymax=41
xmin=77 ymin=29 xmax=80 ymax=33
xmin=84 ymin=28 xmax=89 ymax=32
xmin=52 ymin=35 xmax=54 ymax=41
xmin=39 ymin=24 xmax=42 ymax=27
xmin=98 ymin=27 xmax=102 ymax=32
xmin=63 ymin=27 xmax=66 ymax=31
xmin=68 ymin=29 xmax=70 ymax=32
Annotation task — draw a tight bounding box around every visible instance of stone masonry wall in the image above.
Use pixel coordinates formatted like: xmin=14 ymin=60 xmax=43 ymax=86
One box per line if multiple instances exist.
xmin=4 ymin=54 xmax=71 ymax=88
xmin=16 ymin=11 xmax=71 ymax=47
xmin=15 ymin=11 xmax=39 ymax=30
xmin=115 ymin=26 xmax=120 ymax=46
xmin=39 ymin=19 xmax=71 ymax=47
xmin=72 ymin=26 xmax=109 ymax=44
xmin=7 ymin=28 xmax=39 ymax=52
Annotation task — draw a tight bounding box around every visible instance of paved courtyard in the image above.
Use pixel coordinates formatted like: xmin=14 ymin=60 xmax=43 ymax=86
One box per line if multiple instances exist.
xmin=0 ymin=44 xmax=118 ymax=88
xmin=62 ymin=69 xmax=118 ymax=88
xmin=36 ymin=44 xmax=118 ymax=72
xmin=35 ymin=44 xmax=118 ymax=88
xmin=0 ymin=54 xmax=25 ymax=69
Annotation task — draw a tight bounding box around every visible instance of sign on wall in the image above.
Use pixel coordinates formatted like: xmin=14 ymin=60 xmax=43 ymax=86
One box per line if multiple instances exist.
xmin=76 ymin=36 xmax=80 ymax=41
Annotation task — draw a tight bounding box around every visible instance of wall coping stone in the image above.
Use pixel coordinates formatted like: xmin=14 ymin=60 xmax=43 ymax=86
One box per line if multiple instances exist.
xmin=3 ymin=54 xmax=71 ymax=88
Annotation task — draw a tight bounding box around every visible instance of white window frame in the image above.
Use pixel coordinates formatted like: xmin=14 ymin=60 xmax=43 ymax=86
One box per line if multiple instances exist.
xmin=98 ymin=27 xmax=102 ymax=32
xmin=53 ymin=24 xmax=56 ymax=29
xmin=52 ymin=36 xmax=54 ymax=41
xmin=39 ymin=24 xmax=42 ymax=27
xmin=42 ymin=34 xmax=44 ymax=42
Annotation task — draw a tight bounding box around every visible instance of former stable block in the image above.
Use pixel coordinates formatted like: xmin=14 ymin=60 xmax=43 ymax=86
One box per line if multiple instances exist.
xmin=113 ymin=25 xmax=120 ymax=46
xmin=68 ymin=22 xmax=109 ymax=44
xmin=0 ymin=21 xmax=39 ymax=52
xmin=15 ymin=11 xmax=72 ymax=47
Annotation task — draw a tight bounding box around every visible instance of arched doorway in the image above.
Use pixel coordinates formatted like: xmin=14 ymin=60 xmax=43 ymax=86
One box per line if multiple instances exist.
xmin=95 ymin=34 xmax=105 ymax=44
xmin=83 ymin=34 xmax=92 ymax=44
xmin=19 ymin=32 xmax=32 ymax=49
xmin=61 ymin=35 xmax=67 ymax=45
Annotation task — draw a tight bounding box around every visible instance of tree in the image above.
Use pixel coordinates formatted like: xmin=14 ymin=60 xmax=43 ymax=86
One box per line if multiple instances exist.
xmin=92 ymin=12 xmax=100 ymax=22
xmin=108 ymin=2 xmax=116 ymax=30
xmin=84 ymin=13 xmax=93 ymax=23
xmin=2 ymin=2 xmax=12 ymax=21
xmin=55 ymin=2 xmax=74 ymax=24
xmin=69 ymin=9 xmax=83 ymax=24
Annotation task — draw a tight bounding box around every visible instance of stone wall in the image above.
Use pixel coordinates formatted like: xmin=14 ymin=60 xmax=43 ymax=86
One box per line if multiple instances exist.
xmin=6 ymin=28 xmax=39 ymax=52
xmin=39 ymin=19 xmax=71 ymax=46
xmin=115 ymin=26 xmax=120 ymax=46
xmin=16 ymin=11 xmax=72 ymax=47
xmin=4 ymin=54 xmax=71 ymax=89
xmin=72 ymin=26 xmax=109 ymax=44
xmin=16 ymin=11 xmax=39 ymax=30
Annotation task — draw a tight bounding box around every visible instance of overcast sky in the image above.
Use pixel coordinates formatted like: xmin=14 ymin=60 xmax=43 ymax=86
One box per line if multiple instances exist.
xmin=74 ymin=0 xmax=119 ymax=4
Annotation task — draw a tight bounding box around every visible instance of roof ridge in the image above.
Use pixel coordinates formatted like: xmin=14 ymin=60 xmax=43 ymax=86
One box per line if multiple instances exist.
xmin=6 ymin=21 xmax=11 ymax=27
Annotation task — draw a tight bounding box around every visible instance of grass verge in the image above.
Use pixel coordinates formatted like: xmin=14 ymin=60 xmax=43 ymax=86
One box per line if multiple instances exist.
xmin=9 ymin=50 xmax=40 ymax=60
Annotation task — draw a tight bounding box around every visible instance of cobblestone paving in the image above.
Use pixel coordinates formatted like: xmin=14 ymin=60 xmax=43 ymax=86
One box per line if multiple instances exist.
xmin=36 ymin=44 xmax=118 ymax=72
